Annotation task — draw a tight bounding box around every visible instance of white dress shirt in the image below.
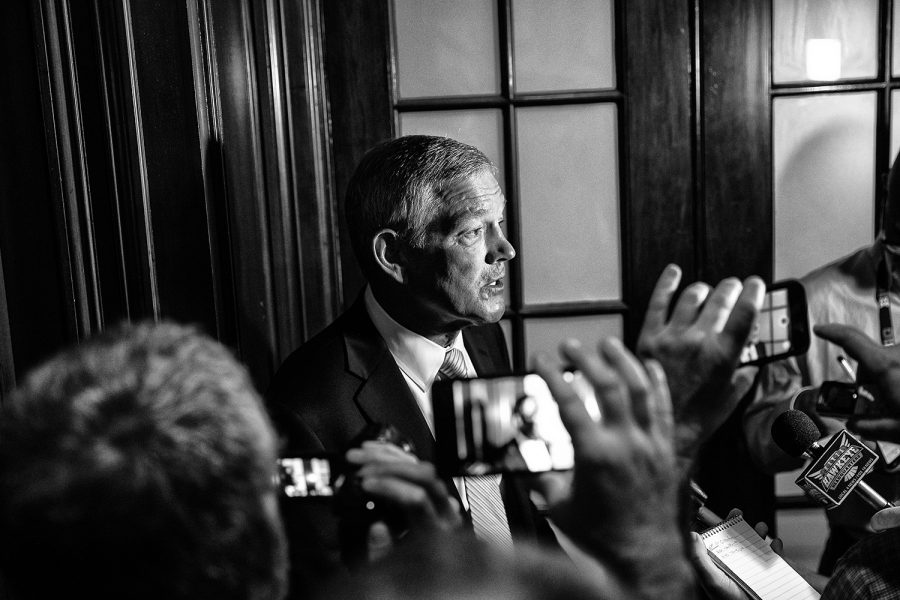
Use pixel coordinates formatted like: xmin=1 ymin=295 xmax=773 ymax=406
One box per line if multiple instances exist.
xmin=364 ymin=286 xmax=475 ymax=506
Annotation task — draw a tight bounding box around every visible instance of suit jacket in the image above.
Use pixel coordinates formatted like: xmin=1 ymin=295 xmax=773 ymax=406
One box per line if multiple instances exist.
xmin=266 ymin=295 xmax=555 ymax=593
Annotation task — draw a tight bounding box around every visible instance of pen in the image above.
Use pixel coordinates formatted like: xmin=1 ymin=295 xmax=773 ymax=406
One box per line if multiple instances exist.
xmin=837 ymin=355 xmax=856 ymax=381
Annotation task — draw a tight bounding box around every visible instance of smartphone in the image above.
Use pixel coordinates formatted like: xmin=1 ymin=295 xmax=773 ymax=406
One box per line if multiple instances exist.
xmin=277 ymin=455 xmax=345 ymax=498
xmin=431 ymin=371 xmax=599 ymax=476
xmin=816 ymin=381 xmax=883 ymax=419
xmin=739 ymin=279 xmax=810 ymax=366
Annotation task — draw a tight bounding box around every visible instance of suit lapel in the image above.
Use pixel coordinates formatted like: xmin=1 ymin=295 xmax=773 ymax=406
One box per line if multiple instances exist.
xmin=354 ymin=360 xmax=436 ymax=463
xmin=463 ymin=324 xmax=510 ymax=376
xmin=342 ymin=297 xmax=436 ymax=463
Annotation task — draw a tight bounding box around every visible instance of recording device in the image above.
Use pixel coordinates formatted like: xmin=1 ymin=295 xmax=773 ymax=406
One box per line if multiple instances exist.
xmin=277 ymin=455 xmax=343 ymax=498
xmin=815 ymin=380 xmax=884 ymax=419
xmin=738 ymin=279 xmax=810 ymax=366
xmin=276 ymin=423 xmax=415 ymax=565
xmin=431 ymin=370 xmax=599 ymax=476
xmin=771 ymin=410 xmax=893 ymax=510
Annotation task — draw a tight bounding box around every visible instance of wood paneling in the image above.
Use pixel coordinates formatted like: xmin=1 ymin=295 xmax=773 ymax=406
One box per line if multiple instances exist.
xmin=702 ymin=0 xmax=772 ymax=283
xmin=695 ymin=0 xmax=774 ymax=529
xmin=622 ymin=0 xmax=696 ymax=345
xmin=322 ymin=0 xmax=393 ymax=307
xmin=0 ymin=0 xmax=345 ymax=395
xmin=0 ymin=1 xmax=77 ymax=389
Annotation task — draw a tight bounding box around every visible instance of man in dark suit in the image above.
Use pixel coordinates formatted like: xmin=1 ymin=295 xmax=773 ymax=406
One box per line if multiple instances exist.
xmin=267 ymin=135 xmax=551 ymax=593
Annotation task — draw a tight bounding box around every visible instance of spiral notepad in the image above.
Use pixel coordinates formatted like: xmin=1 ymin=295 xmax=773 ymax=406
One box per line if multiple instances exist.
xmin=701 ymin=515 xmax=819 ymax=600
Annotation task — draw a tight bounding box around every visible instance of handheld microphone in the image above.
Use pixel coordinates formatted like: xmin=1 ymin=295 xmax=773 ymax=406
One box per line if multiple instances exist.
xmin=771 ymin=410 xmax=894 ymax=511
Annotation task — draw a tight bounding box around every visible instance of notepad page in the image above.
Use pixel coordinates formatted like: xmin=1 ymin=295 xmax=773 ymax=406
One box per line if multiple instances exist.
xmin=702 ymin=515 xmax=820 ymax=600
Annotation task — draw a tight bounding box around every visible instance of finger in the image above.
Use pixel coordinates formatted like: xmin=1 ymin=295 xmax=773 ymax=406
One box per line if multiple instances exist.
xmin=668 ymin=282 xmax=712 ymax=326
xmin=346 ymin=441 xmax=417 ymax=465
xmin=367 ymin=521 xmax=394 ymax=562
xmin=847 ymin=418 xmax=900 ymax=443
xmin=639 ymin=264 xmax=682 ymax=338
xmin=721 ymin=276 xmax=765 ymax=357
xmin=769 ymin=537 xmax=784 ymax=556
xmin=814 ymin=324 xmax=885 ymax=369
xmin=726 ymin=508 xmax=743 ymax=520
xmin=695 ymin=278 xmax=742 ymax=333
xmin=561 ymin=339 xmax=629 ymax=425
xmin=534 ymin=349 xmax=596 ymax=446
xmin=600 ymin=337 xmax=650 ymax=427
xmin=356 ymin=462 xmax=456 ymax=517
xmin=689 ymin=531 xmax=735 ymax=596
xmin=528 ymin=471 xmax=573 ymax=507
xmin=731 ymin=366 xmax=758 ymax=399
xmin=753 ymin=521 xmax=769 ymax=540
xmin=643 ymin=359 xmax=673 ymax=439
xmin=688 ymin=531 xmax=715 ymax=572
xmin=360 ymin=476 xmax=440 ymax=525
xmin=871 ymin=506 xmax=900 ymax=531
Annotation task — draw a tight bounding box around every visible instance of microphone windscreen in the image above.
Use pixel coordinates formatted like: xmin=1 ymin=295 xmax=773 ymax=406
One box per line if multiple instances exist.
xmin=771 ymin=409 xmax=821 ymax=457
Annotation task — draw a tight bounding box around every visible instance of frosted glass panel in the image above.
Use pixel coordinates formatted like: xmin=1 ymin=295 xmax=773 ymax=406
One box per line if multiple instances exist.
xmin=516 ymin=104 xmax=620 ymax=304
xmin=524 ymin=315 xmax=622 ymax=364
xmin=512 ymin=0 xmax=615 ymax=93
xmin=772 ymin=0 xmax=878 ymax=84
xmin=394 ymin=0 xmax=500 ymax=98
xmin=773 ymin=93 xmax=875 ymax=280
xmin=892 ymin=90 xmax=900 ymax=163
xmin=895 ymin=2 xmax=900 ymax=78
xmin=399 ymin=109 xmax=504 ymax=179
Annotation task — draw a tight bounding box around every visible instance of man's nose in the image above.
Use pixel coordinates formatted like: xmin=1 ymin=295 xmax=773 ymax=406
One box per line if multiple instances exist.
xmin=487 ymin=228 xmax=516 ymax=263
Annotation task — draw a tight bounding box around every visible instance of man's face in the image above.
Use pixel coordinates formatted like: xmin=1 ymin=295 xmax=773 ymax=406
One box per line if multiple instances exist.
xmin=404 ymin=170 xmax=516 ymax=331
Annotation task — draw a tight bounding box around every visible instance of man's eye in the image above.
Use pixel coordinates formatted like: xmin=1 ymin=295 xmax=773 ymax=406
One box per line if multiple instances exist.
xmin=460 ymin=227 xmax=483 ymax=240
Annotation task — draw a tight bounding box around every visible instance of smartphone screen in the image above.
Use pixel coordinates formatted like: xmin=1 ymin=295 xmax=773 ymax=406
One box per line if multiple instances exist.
xmin=431 ymin=371 xmax=599 ymax=476
xmin=739 ymin=279 xmax=810 ymax=366
xmin=277 ymin=456 xmax=343 ymax=498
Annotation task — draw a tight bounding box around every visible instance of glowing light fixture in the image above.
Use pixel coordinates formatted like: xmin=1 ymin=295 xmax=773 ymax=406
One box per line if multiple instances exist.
xmin=806 ymin=38 xmax=842 ymax=81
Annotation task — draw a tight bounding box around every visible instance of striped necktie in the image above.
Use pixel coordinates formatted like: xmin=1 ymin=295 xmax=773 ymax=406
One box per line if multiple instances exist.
xmin=437 ymin=348 xmax=514 ymax=550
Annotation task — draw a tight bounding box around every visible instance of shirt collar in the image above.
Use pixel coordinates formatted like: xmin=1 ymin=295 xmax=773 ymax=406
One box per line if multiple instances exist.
xmin=364 ymin=286 xmax=464 ymax=392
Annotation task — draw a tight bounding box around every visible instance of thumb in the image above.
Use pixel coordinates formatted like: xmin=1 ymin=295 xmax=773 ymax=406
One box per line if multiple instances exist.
xmin=814 ymin=324 xmax=882 ymax=369
xmin=367 ymin=521 xmax=394 ymax=562
xmin=871 ymin=506 xmax=900 ymax=531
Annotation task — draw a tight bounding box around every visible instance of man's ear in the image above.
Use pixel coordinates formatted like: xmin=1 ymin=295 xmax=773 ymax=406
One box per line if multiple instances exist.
xmin=372 ymin=229 xmax=406 ymax=284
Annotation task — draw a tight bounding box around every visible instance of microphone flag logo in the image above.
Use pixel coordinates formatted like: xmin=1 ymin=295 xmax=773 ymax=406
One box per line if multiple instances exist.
xmin=796 ymin=430 xmax=879 ymax=507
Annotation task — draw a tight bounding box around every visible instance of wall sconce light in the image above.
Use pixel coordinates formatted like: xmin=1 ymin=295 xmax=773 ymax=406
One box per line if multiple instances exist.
xmin=806 ymin=38 xmax=842 ymax=81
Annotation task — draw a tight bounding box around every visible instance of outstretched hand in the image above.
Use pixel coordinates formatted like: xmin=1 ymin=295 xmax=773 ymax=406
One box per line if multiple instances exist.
xmin=534 ymin=336 xmax=694 ymax=598
xmin=637 ymin=264 xmax=765 ymax=458
xmin=814 ymin=323 xmax=900 ymax=443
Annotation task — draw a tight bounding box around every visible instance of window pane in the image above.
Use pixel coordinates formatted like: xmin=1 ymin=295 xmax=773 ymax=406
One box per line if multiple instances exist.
xmin=512 ymin=0 xmax=615 ymax=93
xmin=773 ymin=92 xmax=875 ymax=280
xmin=772 ymin=0 xmax=879 ymax=84
xmin=398 ymin=109 xmax=504 ymax=180
xmin=523 ymin=315 xmax=622 ymax=363
xmin=393 ymin=0 xmax=500 ymax=98
xmin=892 ymin=89 xmax=900 ymax=163
xmin=894 ymin=1 xmax=900 ymax=78
xmin=516 ymin=104 xmax=620 ymax=304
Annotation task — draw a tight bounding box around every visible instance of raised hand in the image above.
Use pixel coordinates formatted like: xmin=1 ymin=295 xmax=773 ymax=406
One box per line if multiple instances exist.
xmin=637 ymin=264 xmax=765 ymax=458
xmin=534 ymin=337 xmax=694 ymax=599
xmin=814 ymin=323 xmax=900 ymax=444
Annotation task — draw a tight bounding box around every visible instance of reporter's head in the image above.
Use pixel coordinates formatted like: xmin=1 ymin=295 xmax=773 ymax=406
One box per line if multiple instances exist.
xmin=0 ymin=322 xmax=287 ymax=600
